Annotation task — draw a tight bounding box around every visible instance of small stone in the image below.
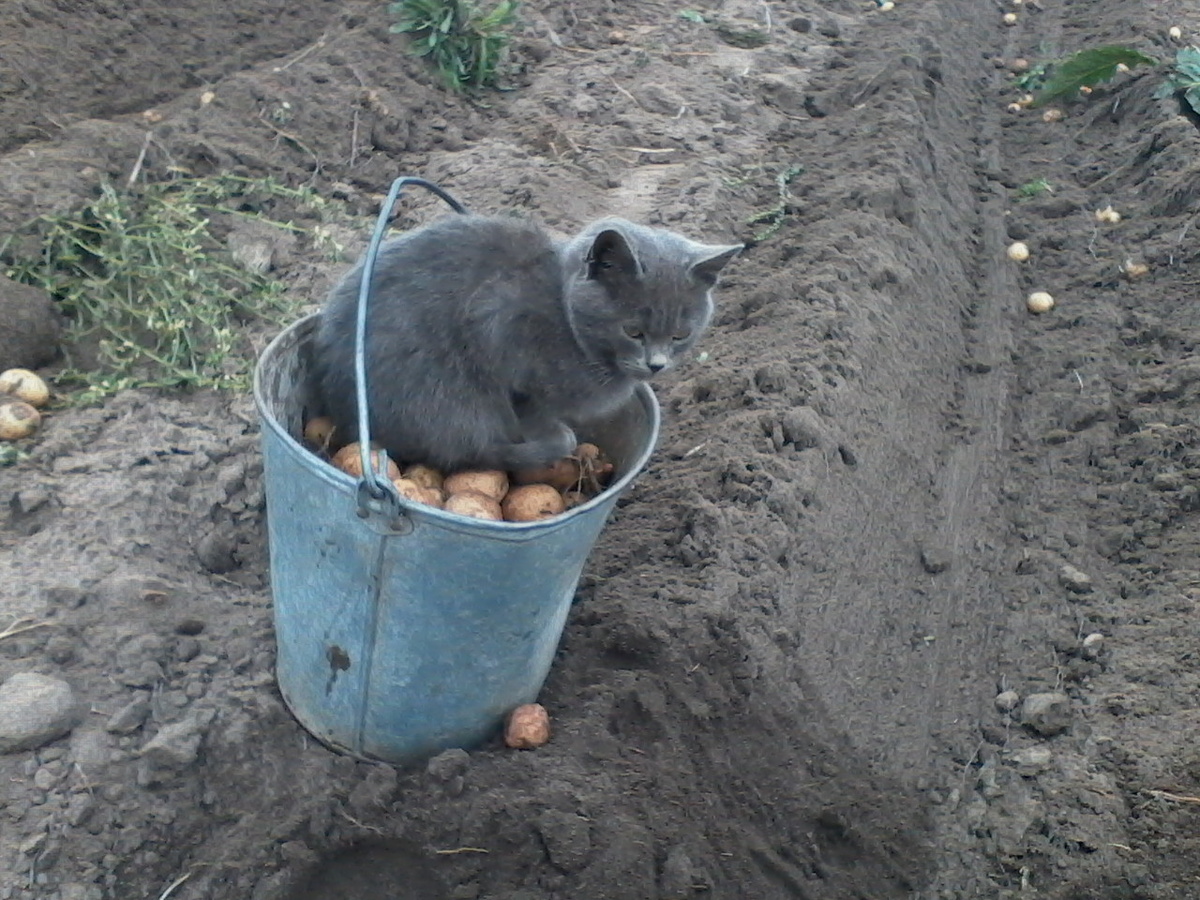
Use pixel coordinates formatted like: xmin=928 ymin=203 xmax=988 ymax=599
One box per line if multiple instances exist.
xmin=919 ymin=544 xmax=952 ymax=575
xmin=33 ymin=767 xmax=56 ymax=791
xmin=195 ymin=530 xmax=239 ymax=574
xmin=137 ymin=709 xmax=215 ymax=785
xmin=995 ymin=690 xmax=1020 ymax=713
xmin=780 ymin=407 xmax=830 ymax=450
xmin=1058 ymin=564 xmax=1094 ymax=594
xmin=426 ymin=748 xmax=470 ymax=782
xmin=1081 ymin=632 xmax=1105 ymax=659
xmin=173 ymin=636 xmax=201 ymax=663
xmin=66 ymin=794 xmax=96 ymax=828
xmin=105 ymin=696 xmax=151 ymax=734
xmin=0 ymin=673 xmax=81 ymax=753
xmin=661 ymin=845 xmax=707 ymax=898
xmin=1007 ymin=746 xmax=1053 ymax=775
xmin=534 ymin=809 xmax=593 ymax=873
xmin=44 ymin=636 xmax=77 ymax=665
xmin=19 ymin=831 xmax=47 ymax=856
xmin=174 ymin=618 xmax=206 ymax=636
xmin=120 ymin=660 xmax=165 ymax=689
xmin=1021 ymin=692 xmax=1072 ymax=736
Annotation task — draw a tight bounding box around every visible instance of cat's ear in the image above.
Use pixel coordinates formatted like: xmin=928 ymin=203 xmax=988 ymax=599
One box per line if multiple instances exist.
xmin=690 ymin=244 xmax=743 ymax=286
xmin=586 ymin=228 xmax=642 ymax=281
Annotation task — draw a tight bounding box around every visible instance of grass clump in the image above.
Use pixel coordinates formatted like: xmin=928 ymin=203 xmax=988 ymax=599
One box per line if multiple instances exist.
xmin=3 ymin=174 xmax=319 ymax=404
xmin=1014 ymin=177 xmax=1054 ymax=200
xmin=389 ymin=0 xmax=518 ymax=92
xmin=745 ymin=165 xmax=805 ymax=242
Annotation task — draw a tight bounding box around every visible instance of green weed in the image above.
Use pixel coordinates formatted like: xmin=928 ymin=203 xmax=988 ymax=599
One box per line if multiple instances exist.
xmin=3 ymin=175 xmax=320 ymax=403
xmin=745 ymin=165 xmax=805 ymax=241
xmin=1014 ymin=177 xmax=1054 ymax=199
xmin=389 ymin=0 xmax=517 ymax=92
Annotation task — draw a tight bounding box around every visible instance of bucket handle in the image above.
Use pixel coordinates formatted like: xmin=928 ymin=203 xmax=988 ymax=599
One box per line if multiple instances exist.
xmin=352 ymin=177 xmax=469 ymax=528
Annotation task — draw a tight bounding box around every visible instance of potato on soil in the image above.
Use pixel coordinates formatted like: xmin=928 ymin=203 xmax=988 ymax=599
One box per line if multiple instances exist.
xmin=502 ymin=484 xmax=567 ymax=522
xmin=403 ymin=463 xmax=444 ymax=491
xmin=504 ymin=703 xmax=551 ymax=749
xmin=444 ymin=469 xmax=509 ymax=502
xmin=303 ymin=415 xmax=337 ymax=449
xmin=331 ymin=442 xmax=402 ymax=480
xmin=0 ymin=369 xmax=50 ymax=408
xmin=0 ymin=401 xmax=41 ymax=441
xmin=391 ymin=478 xmax=444 ymax=508
xmin=444 ymin=490 xmax=503 ymax=521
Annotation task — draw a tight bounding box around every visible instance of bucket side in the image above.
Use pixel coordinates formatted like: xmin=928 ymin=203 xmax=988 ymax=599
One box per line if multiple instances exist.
xmin=359 ymin=504 xmax=616 ymax=760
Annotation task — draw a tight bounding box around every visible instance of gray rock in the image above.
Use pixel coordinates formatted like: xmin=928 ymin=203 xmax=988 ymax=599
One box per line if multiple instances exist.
xmin=780 ymin=407 xmax=831 ymax=450
xmin=919 ymin=543 xmax=952 ymax=575
xmin=660 ymin=845 xmax=707 ymax=898
xmin=1021 ymin=692 xmax=1072 ymax=736
xmin=136 ymin=708 xmax=215 ymax=785
xmin=535 ymin=809 xmax=592 ymax=873
xmin=1058 ymin=563 xmax=1094 ymax=594
xmin=1007 ymin=746 xmax=1053 ymax=776
xmin=426 ymin=748 xmax=470 ymax=782
xmin=0 ymin=275 xmax=62 ymax=369
xmin=105 ymin=695 xmax=151 ymax=734
xmin=0 ymin=672 xmax=81 ymax=753
xmin=995 ymin=690 xmax=1020 ymax=713
xmin=1081 ymin=632 xmax=1105 ymax=659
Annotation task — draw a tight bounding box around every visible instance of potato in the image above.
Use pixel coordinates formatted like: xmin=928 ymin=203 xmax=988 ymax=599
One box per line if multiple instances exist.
xmin=444 ymin=490 xmax=503 ymax=521
xmin=331 ymin=442 xmax=401 ymax=480
xmin=504 ymin=703 xmax=551 ymax=749
xmin=391 ymin=478 xmax=444 ymax=508
xmin=0 ymin=369 xmax=50 ymax=408
xmin=0 ymin=401 xmax=40 ymax=440
xmin=303 ymin=415 xmax=337 ymax=449
xmin=563 ymin=490 xmax=588 ymax=510
xmin=444 ymin=469 xmax=508 ymax=502
xmin=402 ymin=464 xmax=444 ymax=491
xmin=513 ymin=458 xmax=582 ymax=492
xmin=502 ymin=484 xmax=566 ymax=522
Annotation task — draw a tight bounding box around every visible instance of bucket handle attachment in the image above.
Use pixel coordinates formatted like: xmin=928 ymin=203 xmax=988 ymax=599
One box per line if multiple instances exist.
xmin=352 ymin=177 xmax=469 ymax=529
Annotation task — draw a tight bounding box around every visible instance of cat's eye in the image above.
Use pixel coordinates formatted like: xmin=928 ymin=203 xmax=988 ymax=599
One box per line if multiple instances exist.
xmin=671 ymin=330 xmax=692 ymax=342
xmin=623 ymin=325 xmax=644 ymax=340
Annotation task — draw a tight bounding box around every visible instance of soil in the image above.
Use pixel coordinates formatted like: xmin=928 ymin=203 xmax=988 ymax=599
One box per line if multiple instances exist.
xmin=3 ymin=0 xmax=1200 ymax=898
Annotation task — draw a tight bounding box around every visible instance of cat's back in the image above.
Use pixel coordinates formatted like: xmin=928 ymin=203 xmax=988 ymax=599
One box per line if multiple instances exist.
xmin=317 ymin=212 xmax=559 ymax=351
xmin=348 ymin=213 xmax=556 ymax=303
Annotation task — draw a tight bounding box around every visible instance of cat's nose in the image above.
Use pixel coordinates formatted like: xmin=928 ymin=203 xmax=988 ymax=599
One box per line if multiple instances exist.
xmin=647 ymin=351 xmax=669 ymax=373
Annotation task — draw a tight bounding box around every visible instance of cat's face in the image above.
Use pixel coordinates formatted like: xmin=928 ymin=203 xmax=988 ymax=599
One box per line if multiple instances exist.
xmin=566 ymin=220 xmax=741 ymax=380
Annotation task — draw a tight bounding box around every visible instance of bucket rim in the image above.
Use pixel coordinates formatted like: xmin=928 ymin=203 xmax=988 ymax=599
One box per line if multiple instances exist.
xmin=253 ymin=313 xmax=662 ymax=537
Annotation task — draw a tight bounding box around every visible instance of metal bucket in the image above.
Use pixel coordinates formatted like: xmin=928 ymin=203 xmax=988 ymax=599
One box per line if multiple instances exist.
xmin=252 ymin=179 xmax=661 ymax=765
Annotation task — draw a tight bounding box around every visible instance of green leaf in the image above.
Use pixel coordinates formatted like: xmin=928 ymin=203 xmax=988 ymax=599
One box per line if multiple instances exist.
xmin=1153 ymin=80 xmax=1177 ymax=100
xmin=1186 ymin=85 xmax=1200 ymax=115
xmin=1177 ymin=46 xmax=1200 ymax=78
xmin=1032 ymin=45 xmax=1159 ymax=108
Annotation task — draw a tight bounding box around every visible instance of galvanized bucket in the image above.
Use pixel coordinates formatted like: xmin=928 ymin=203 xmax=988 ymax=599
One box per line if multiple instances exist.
xmin=252 ymin=178 xmax=661 ymax=765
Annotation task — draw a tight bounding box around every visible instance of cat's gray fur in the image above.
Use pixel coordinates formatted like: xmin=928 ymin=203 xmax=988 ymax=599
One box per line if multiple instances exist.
xmin=312 ymin=213 xmax=741 ymax=472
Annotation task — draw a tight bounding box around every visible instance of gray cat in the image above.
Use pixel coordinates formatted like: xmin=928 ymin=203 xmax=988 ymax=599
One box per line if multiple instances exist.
xmin=312 ymin=212 xmax=741 ymax=473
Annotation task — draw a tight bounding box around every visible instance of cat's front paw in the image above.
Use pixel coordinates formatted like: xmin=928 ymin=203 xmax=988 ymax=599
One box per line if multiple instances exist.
xmin=494 ymin=422 xmax=577 ymax=470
